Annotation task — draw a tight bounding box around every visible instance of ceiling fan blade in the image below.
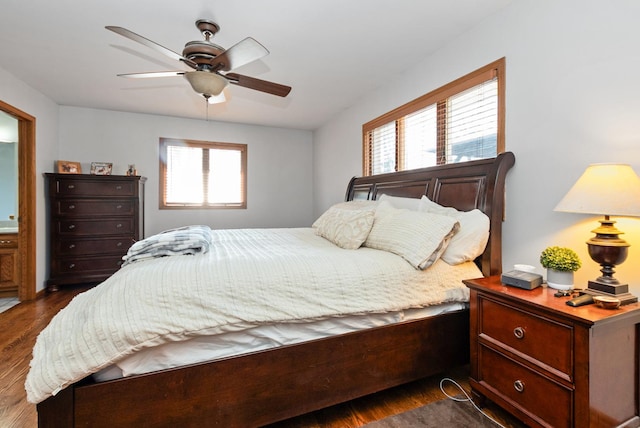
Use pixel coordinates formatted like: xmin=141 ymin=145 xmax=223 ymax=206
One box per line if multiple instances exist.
xmin=225 ymin=73 xmax=291 ymax=97
xmin=106 ymin=26 xmax=197 ymax=68
xmin=117 ymin=71 xmax=186 ymax=78
xmin=211 ymin=37 xmax=269 ymax=72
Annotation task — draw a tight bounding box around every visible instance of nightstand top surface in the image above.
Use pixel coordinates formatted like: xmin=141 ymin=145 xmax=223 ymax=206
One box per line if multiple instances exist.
xmin=464 ymin=275 xmax=640 ymax=325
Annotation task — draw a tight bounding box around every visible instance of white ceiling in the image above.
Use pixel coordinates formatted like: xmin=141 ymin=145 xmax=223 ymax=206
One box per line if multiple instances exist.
xmin=0 ymin=0 xmax=511 ymax=130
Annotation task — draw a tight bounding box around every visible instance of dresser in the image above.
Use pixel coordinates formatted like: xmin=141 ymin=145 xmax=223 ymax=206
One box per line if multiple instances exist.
xmin=45 ymin=174 xmax=146 ymax=291
xmin=464 ymin=276 xmax=640 ymax=428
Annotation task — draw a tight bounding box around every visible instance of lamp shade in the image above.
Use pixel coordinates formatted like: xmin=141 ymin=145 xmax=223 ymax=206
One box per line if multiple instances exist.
xmin=184 ymin=71 xmax=228 ymax=97
xmin=554 ymin=163 xmax=640 ymax=217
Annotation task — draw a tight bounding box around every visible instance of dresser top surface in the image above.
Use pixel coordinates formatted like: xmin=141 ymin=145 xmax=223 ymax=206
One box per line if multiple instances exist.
xmin=465 ymin=275 xmax=640 ymax=325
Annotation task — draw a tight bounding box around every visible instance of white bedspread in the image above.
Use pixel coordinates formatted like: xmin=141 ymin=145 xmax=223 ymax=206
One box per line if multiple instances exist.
xmin=26 ymin=228 xmax=481 ymax=404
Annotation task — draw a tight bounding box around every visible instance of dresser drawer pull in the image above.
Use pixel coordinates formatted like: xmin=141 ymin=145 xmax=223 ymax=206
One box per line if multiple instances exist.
xmin=115 ymin=185 xmax=122 ymax=190
xmin=67 ymin=184 xmax=75 ymax=189
xmin=116 ymin=242 xmax=123 ymax=247
xmin=69 ymin=263 xmax=76 ymax=269
xmin=116 ymin=223 xmax=123 ymax=228
xmin=514 ymin=380 xmax=525 ymax=393
xmin=68 ymin=224 xmax=76 ymax=230
xmin=116 ymin=204 xmax=123 ymax=209
xmin=68 ymin=204 xmax=75 ymax=210
xmin=513 ymin=327 xmax=525 ymax=339
xmin=68 ymin=244 xmax=76 ymax=249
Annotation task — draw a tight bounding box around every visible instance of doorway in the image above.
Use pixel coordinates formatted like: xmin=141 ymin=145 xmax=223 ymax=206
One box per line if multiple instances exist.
xmin=0 ymin=100 xmax=36 ymax=301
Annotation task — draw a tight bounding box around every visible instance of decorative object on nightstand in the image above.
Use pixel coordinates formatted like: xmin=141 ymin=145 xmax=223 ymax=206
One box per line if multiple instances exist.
xmin=555 ymin=163 xmax=640 ymax=304
xmin=539 ymin=246 xmax=581 ymax=291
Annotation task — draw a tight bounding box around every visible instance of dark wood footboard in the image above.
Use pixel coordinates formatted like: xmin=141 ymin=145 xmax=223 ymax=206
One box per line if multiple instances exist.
xmin=38 ymin=310 xmax=469 ymax=428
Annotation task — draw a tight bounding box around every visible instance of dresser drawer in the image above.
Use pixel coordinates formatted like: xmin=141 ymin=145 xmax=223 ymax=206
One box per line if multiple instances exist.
xmin=55 ymin=236 xmax=134 ymax=256
xmin=54 ymin=178 xmax=136 ymax=197
xmin=55 ymin=255 xmax=124 ymax=275
xmin=55 ymin=218 xmax=135 ymax=236
xmin=479 ymin=345 xmax=572 ymax=428
xmin=479 ymin=297 xmax=573 ymax=377
xmin=54 ymin=199 xmax=135 ymax=216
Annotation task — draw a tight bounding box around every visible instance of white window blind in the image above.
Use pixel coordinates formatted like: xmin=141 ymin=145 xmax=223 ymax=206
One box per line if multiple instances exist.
xmin=446 ymin=78 xmax=498 ymax=163
xmin=404 ymin=104 xmax=437 ymax=170
xmin=166 ymin=145 xmax=204 ymax=204
xmin=362 ymin=58 xmax=504 ymax=176
xmin=160 ymin=138 xmax=247 ymax=209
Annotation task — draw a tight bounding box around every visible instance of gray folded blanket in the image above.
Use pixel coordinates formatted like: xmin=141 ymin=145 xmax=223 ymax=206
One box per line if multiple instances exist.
xmin=122 ymin=225 xmax=212 ymax=267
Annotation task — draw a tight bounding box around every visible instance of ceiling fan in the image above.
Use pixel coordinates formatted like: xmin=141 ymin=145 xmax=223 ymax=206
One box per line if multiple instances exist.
xmin=106 ymin=19 xmax=292 ymax=102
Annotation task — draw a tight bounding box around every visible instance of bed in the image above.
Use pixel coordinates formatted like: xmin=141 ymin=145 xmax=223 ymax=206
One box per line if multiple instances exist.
xmin=34 ymin=152 xmax=514 ymax=428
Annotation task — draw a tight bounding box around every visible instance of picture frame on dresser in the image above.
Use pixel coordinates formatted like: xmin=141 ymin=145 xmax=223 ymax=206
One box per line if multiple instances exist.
xmin=56 ymin=160 xmax=82 ymax=174
xmin=90 ymin=162 xmax=113 ymax=175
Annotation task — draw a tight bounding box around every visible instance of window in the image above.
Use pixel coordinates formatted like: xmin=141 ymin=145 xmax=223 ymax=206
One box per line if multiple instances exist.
xmin=363 ymin=58 xmax=505 ymax=175
xmin=159 ymin=138 xmax=247 ymax=209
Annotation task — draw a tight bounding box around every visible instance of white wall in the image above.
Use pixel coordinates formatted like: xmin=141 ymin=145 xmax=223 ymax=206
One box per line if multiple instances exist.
xmin=314 ymin=0 xmax=640 ymax=296
xmin=59 ymin=107 xmax=314 ymax=236
xmin=0 ymin=66 xmax=60 ymax=293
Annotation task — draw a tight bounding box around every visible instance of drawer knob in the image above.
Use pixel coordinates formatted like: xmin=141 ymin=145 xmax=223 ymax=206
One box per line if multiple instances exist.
xmin=116 ymin=223 xmax=122 ymax=228
xmin=69 ymin=244 xmax=76 ymax=249
xmin=116 ymin=205 xmax=122 ymax=209
xmin=69 ymin=263 xmax=76 ymax=269
xmin=116 ymin=242 xmax=123 ymax=247
xmin=116 ymin=185 xmax=122 ymax=190
xmin=67 ymin=184 xmax=75 ymax=189
xmin=68 ymin=224 xmax=76 ymax=230
xmin=68 ymin=204 xmax=75 ymax=210
xmin=513 ymin=327 xmax=525 ymax=339
xmin=514 ymin=380 xmax=525 ymax=393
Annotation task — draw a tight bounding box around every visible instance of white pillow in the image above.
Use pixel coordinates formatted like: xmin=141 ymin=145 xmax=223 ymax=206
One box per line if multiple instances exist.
xmin=419 ymin=196 xmax=490 ymax=265
xmin=312 ymin=201 xmax=377 ymax=249
xmin=364 ymin=201 xmax=459 ymax=269
xmin=377 ymin=194 xmax=422 ymax=211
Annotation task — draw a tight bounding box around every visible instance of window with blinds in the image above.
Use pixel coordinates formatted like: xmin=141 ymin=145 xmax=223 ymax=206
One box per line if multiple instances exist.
xmin=159 ymin=138 xmax=247 ymax=209
xmin=363 ymin=58 xmax=504 ymax=175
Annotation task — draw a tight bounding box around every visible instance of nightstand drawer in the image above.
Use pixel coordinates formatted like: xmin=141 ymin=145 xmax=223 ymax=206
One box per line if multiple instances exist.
xmin=480 ymin=297 xmax=573 ymax=376
xmin=479 ymin=346 xmax=572 ymax=428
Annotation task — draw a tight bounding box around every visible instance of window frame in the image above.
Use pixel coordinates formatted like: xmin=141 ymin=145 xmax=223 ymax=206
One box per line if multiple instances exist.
xmin=159 ymin=137 xmax=247 ymax=210
xmin=362 ymin=58 xmax=505 ymax=175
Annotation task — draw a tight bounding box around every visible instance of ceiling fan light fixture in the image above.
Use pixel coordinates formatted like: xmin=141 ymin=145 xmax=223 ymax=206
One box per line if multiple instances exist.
xmin=184 ymin=71 xmax=228 ymax=97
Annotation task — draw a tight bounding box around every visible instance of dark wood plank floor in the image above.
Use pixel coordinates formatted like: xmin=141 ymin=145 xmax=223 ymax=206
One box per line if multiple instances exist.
xmin=1 ymin=285 xmax=523 ymax=428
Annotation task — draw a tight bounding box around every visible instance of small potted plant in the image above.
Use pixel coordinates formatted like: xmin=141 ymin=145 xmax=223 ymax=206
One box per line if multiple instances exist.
xmin=540 ymin=246 xmax=581 ymax=290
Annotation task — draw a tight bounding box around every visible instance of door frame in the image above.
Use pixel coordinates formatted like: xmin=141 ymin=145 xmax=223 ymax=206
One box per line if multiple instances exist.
xmin=0 ymin=100 xmax=36 ymax=301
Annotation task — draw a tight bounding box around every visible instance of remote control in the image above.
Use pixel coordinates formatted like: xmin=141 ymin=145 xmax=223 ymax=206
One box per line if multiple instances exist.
xmin=566 ymin=294 xmax=594 ymax=307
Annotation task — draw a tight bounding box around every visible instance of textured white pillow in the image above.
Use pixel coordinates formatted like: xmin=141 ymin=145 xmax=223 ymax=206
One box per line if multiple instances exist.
xmin=419 ymin=196 xmax=490 ymax=265
xmin=377 ymin=194 xmax=422 ymax=211
xmin=364 ymin=201 xmax=459 ymax=269
xmin=312 ymin=201 xmax=377 ymax=249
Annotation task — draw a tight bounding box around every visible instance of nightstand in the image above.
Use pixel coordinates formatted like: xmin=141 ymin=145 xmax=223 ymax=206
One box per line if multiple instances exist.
xmin=464 ymin=276 xmax=640 ymax=428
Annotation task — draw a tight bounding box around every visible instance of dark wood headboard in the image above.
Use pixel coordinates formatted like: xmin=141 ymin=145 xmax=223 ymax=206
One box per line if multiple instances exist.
xmin=344 ymin=152 xmax=515 ymax=277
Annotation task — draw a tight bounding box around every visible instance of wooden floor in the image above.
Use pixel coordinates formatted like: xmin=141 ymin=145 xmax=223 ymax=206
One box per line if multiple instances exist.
xmin=1 ymin=285 xmax=523 ymax=428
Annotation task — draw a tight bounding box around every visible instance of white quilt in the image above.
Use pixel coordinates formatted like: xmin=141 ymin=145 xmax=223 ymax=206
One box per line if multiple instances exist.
xmin=26 ymin=228 xmax=481 ymax=404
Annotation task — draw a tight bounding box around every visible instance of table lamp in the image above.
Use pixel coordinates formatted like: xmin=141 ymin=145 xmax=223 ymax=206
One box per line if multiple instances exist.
xmin=554 ymin=163 xmax=640 ymax=304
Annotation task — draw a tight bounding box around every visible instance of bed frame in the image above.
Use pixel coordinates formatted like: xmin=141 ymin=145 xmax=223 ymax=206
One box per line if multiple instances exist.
xmin=37 ymin=152 xmax=515 ymax=428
